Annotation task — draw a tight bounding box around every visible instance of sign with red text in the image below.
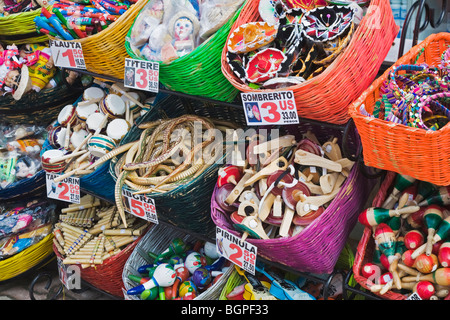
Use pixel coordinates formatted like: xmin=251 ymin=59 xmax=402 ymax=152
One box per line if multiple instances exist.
xmin=46 ymin=173 xmax=80 ymax=204
xmin=241 ymin=91 xmax=299 ymax=126
xmin=216 ymin=227 xmax=257 ymax=275
xmin=122 ymin=189 xmax=158 ymax=224
xmin=124 ymin=58 xmax=159 ymax=93
xmin=49 ymin=39 xmax=86 ymax=69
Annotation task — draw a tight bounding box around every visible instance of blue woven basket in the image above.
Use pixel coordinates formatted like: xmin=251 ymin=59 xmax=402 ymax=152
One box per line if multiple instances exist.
xmin=39 ymin=84 xmax=153 ymax=201
xmin=109 ymin=93 xmax=247 ymax=238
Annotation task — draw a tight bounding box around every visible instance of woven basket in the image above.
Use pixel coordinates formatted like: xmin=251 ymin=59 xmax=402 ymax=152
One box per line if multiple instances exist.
xmin=53 ymin=225 xmax=148 ymax=298
xmin=0 ymin=7 xmax=49 ymax=45
xmin=109 ymin=93 xmax=247 ymax=238
xmin=0 ymin=170 xmax=46 ymax=202
xmin=0 ymin=233 xmax=54 ymax=282
xmin=46 ymin=0 xmax=149 ymax=80
xmin=0 ymin=80 xmax=84 ymax=126
xmin=221 ymin=0 xmax=399 ymax=125
xmin=352 ymin=171 xmax=406 ymax=300
xmin=348 ymin=32 xmax=450 ymax=187
xmin=124 ymin=3 xmax=243 ymax=102
xmin=122 ymin=223 xmax=233 ymax=300
xmin=211 ymin=121 xmax=376 ymax=274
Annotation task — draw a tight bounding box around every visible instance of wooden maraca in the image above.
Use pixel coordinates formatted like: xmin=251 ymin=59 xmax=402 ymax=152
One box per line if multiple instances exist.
xmin=401 ymin=281 xmax=436 ymax=300
xmin=414 ymin=253 xmax=439 ymax=274
xmin=401 ymin=268 xmax=450 ymax=286
xmin=406 ymin=206 xmax=426 ymax=229
xmin=382 ymin=174 xmax=416 ymax=209
xmin=404 ymin=230 xmax=425 ymax=250
xmin=397 ymin=185 xmax=418 ymax=208
xmin=415 ymin=180 xmax=438 ymax=204
xmin=155 ymin=238 xmax=188 ymax=261
xmin=411 ymin=205 xmax=444 ymax=258
xmin=373 ymin=223 xmax=401 ymax=289
xmin=126 ymin=263 xmax=176 ymax=295
xmin=438 ymin=242 xmax=450 ymax=267
xmin=412 ymin=215 xmax=450 ymax=259
xmin=358 ymin=206 xmax=420 ymax=228
xmin=419 ymin=186 xmax=450 ymax=207
xmin=361 ymin=262 xmax=383 ymax=280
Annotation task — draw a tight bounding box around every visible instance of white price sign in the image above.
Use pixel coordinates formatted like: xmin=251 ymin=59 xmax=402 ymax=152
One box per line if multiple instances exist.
xmin=216 ymin=227 xmax=257 ymax=275
xmin=122 ymin=189 xmax=158 ymax=224
xmin=46 ymin=173 xmax=80 ymax=204
xmin=124 ymin=58 xmax=159 ymax=93
xmin=49 ymin=39 xmax=86 ymax=69
xmin=241 ymin=91 xmax=299 ymax=126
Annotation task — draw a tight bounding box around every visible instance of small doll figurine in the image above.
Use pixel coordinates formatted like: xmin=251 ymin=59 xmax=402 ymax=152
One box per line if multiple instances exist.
xmin=168 ymin=11 xmax=199 ymax=58
xmin=14 ymin=155 xmax=38 ymax=180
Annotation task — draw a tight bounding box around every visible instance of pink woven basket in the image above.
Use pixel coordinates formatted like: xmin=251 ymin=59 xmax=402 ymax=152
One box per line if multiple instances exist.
xmin=211 ymin=123 xmax=375 ymax=273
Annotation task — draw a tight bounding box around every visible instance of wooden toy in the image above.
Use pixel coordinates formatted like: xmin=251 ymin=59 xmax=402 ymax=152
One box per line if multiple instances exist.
xmin=397 ymin=185 xmax=418 ymax=208
xmin=321 ymin=137 xmax=342 ymax=162
xmin=361 ymin=262 xmax=382 ymax=279
xmin=400 ymin=281 xmax=435 ymax=300
xmin=438 ymin=242 xmax=450 ymax=267
xmin=127 ymin=263 xmax=176 ymax=295
xmin=41 ymin=149 xmax=67 ymax=173
xmin=294 ymin=149 xmax=342 ymax=173
xmin=225 ymin=172 xmax=253 ymax=205
xmin=411 ymin=205 xmax=444 ymax=258
xmin=415 ymin=181 xmax=438 ymax=204
xmin=217 ymin=166 xmax=241 ymax=187
xmin=414 ymin=253 xmax=439 ymax=274
xmin=319 ymin=172 xmax=338 ymax=194
xmin=358 ymin=206 xmax=420 ymax=228
xmin=83 ymin=86 xmax=105 ymax=103
xmin=297 ymin=138 xmax=322 ymax=156
xmin=282 ymin=181 xmax=311 ymax=210
xmin=244 ymin=157 xmax=289 ymax=187
xmin=419 ymin=186 xmax=450 ymax=207
xmin=252 ymin=135 xmax=296 ymax=155
xmin=296 ymin=174 xmax=345 ymax=217
xmin=412 ymin=215 xmax=450 ymax=259
xmin=87 ymin=134 xmax=117 ymax=158
xmin=401 ymin=268 xmax=450 ymax=286
xmin=216 ymin=183 xmax=239 ymax=213
xmin=76 ymin=101 xmax=99 ymax=124
xmin=106 ymin=118 xmax=131 ymax=142
xmin=381 ymin=174 xmax=416 ymax=209
xmin=406 ymin=206 xmax=426 ymax=229
xmin=404 ymin=230 xmax=425 ymax=250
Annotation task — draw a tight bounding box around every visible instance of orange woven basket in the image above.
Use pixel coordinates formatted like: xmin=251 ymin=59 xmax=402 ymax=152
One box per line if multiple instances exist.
xmin=221 ymin=0 xmax=399 ymax=125
xmin=348 ymin=32 xmax=450 ymax=187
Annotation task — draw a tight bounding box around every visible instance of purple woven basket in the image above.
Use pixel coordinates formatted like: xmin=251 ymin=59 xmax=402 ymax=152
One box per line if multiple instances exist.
xmin=211 ymin=124 xmax=374 ymax=274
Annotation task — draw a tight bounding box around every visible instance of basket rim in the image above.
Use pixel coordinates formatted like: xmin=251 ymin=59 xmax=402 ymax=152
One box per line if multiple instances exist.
xmin=348 ymin=32 xmax=450 ymax=135
xmin=220 ymin=0 xmax=398 ymax=92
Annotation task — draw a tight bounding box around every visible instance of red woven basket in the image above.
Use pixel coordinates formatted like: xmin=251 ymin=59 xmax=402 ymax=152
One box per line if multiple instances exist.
xmin=53 ymin=225 xmax=151 ymax=298
xmin=221 ymin=0 xmax=399 ymax=125
xmin=211 ymin=123 xmax=376 ymax=274
xmin=353 ymin=171 xmax=450 ymax=300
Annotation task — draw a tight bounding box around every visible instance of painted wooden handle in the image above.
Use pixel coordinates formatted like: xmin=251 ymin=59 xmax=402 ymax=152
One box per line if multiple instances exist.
xmin=294 ymin=150 xmax=342 ymax=172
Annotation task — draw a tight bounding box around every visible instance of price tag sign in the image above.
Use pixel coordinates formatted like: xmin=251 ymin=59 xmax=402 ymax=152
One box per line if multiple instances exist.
xmin=216 ymin=227 xmax=257 ymax=275
xmin=406 ymin=292 xmax=422 ymax=300
xmin=241 ymin=91 xmax=299 ymax=126
xmin=49 ymin=39 xmax=86 ymax=69
xmin=46 ymin=173 xmax=80 ymax=204
xmin=122 ymin=189 xmax=158 ymax=224
xmin=123 ymin=58 xmax=159 ymax=93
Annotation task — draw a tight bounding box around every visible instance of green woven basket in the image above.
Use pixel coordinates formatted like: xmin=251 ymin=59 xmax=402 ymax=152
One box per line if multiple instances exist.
xmin=0 ymin=7 xmax=49 ymax=45
xmin=124 ymin=3 xmax=243 ymax=102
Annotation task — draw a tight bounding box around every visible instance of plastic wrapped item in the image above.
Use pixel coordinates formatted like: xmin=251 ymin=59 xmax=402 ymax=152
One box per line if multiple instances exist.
xmin=0 ymin=198 xmax=56 ymax=260
xmin=0 ymin=123 xmax=46 ymax=188
xmin=128 ymin=0 xmax=243 ymax=63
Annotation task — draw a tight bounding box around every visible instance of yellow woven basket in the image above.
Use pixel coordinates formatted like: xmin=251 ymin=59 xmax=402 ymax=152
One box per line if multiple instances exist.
xmin=47 ymin=0 xmax=148 ymax=80
xmin=0 ymin=234 xmax=54 ymax=282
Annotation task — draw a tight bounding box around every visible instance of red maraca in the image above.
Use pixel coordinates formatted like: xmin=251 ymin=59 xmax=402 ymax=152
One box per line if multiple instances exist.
xmin=358 ymin=206 xmax=419 ymax=228
xmin=401 ymin=281 xmax=436 ymax=300
xmin=401 ymin=249 xmax=416 ymax=267
xmin=406 ymin=206 xmax=426 ymax=229
xmin=374 ymin=223 xmax=397 ymax=263
xmin=404 ymin=230 xmax=425 ymax=250
xmin=438 ymin=242 xmax=450 ymax=267
xmin=362 ymin=263 xmax=383 ymax=280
